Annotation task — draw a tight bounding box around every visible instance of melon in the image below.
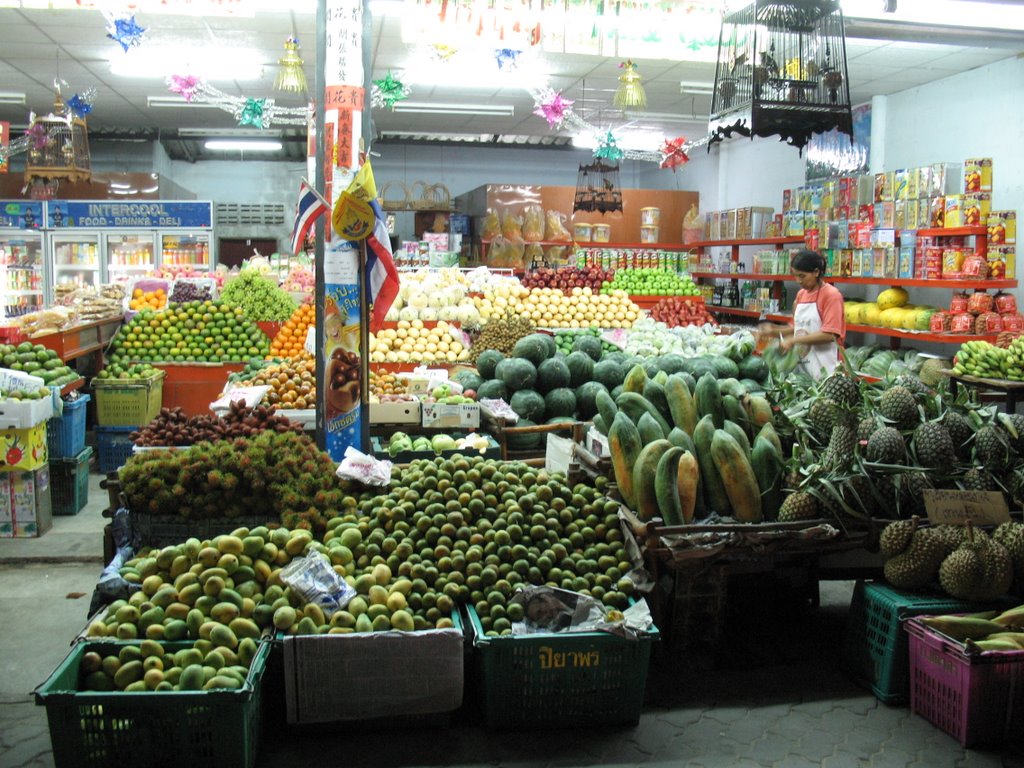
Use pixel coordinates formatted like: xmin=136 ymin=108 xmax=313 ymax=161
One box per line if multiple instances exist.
xmin=877 ymin=287 xmax=910 ymax=311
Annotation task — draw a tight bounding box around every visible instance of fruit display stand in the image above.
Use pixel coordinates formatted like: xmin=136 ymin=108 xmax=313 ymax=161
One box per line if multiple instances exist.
xmin=905 ymin=616 xmax=1024 ymax=747
xmin=465 ymin=603 xmax=659 ymax=730
xmin=155 ymin=363 xmax=245 ymax=416
xmin=939 ymin=368 xmax=1024 ymax=412
xmin=370 ymin=432 xmax=501 ymax=463
xmin=33 ymin=639 xmax=270 ymax=768
xmin=479 ymin=405 xmax=586 ymax=461
xmin=31 ymin=316 xmax=123 ymax=362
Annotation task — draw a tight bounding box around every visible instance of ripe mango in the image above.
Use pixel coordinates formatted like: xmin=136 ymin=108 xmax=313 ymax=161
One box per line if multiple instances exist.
xmin=178 ymin=583 xmax=202 ymax=606
xmin=151 ymin=586 xmax=179 ymax=609
xmin=253 ymin=559 xmax=272 ymax=584
xmin=211 ymin=602 xmax=240 ymax=624
xmin=229 ymin=618 xmax=261 ymax=641
xmin=186 ymin=609 xmax=205 ymax=639
xmin=204 ymin=675 xmax=241 ymax=690
xmin=169 ymin=555 xmax=191 ymax=579
xmin=218 ymin=648 xmax=240 ymax=666
xmin=338 ymin=527 xmax=362 ymax=549
xmin=114 ymin=604 xmax=139 ymax=624
xmin=114 ymin=660 xmax=145 ymax=689
xmin=237 ymin=637 xmax=258 ymax=666
xmin=217 ymin=553 xmax=240 ymax=575
xmin=386 ymin=592 xmax=407 ymax=612
xmin=143 ymin=668 xmax=165 ymax=690
xmin=142 ymin=574 xmax=164 ymax=597
xmin=353 ymin=574 xmax=376 ymax=595
xmin=144 ymin=624 xmax=166 ymax=640
xmin=179 ymin=664 xmax=205 ymax=691
xmin=347 ymin=597 xmax=368 ymax=617
xmin=198 ymin=547 xmax=221 ymax=568
xmin=368 ymin=585 xmax=388 ymax=606
xmin=355 ymin=613 xmax=373 ymax=633
xmin=367 ymin=604 xmax=389 ymax=620
xmin=203 ymin=576 xmax=225 ymax=598
xmin=194 ymin=640 xmax=214 ymax=656
xmin=194 ymin=596 xmax=217 ymax=616
xmin=138 ymin=607 xmax=164 ymax=632
xmin=330 ymin=611 xmax=356 ymax=629
xmin=182 ymin=538 xmax=201 ymax=560
xmin=240 ymin=597 xmax=256 ymax=617
xmin=165 ymin=667 xmax=184 ymax=686
xmin=216 ymin=535 xmax=245 ymax=556
xmin=328 ymin=627 xmax=354 ymax=634
xmin=391 ymin=610 xmax=415 ymax=631
xmin=390 ymin=579 xmax=413 ymax=596
xmin=101 ymin=656 xmax=122 ymax=677
xmin=86 ymin=621 xmax=108 ymax=638
xmin=218 ymin=589 xmax=243 ymax=610
xmin=205 ymin=650 xmax=226 ymax=670
xmin=116 ymin=624 xmax=139 ymax=640
xmin=210 ymin=624 xmax=239 ymax=650
xmin=273 ymin=606 xmax=297 ymax=631
xmin=163 ymin=620 xmax=188 ymax=642
xmin=285 ymin=532 xmax=312 ymax=557
xmin=303 ymin=604 xmax=325 ymax=627
xmin=175 ymin=648 xmax=203 ymax=668
xmin=372 ymin=564 xmax=392 ymax=585
xmin=164 ymin=602 xmax=190 ymax=622
xmin=139 ymin=640 xmax=164 ymax=658
xmin=371 ymin=615 xmax=392 ymax=632
xmin=295 ymin=616 xmax=319 ymax=635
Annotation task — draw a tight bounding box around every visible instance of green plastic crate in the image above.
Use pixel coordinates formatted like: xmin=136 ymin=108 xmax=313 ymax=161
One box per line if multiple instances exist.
xmin=50 ymin=446 xmax=92 ymax=516
xmin=841 ymin=580 xmax=1014 ymax=705
xmin=466 ymin=603 xmax=659 ymax=730
xmin=94 ymin=371 xmax=164 ymax=427
xmin=34 ymin=639 xmax=269 ymax=768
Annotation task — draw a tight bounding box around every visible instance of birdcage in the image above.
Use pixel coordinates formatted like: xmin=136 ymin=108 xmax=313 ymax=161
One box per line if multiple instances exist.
xmin=708 ymin=0 xmax=852 ymax=151
xmin=25 ymin=91 xmax=91 ymax=198
xmin=573 ymin=161 xmax=623 ymax=215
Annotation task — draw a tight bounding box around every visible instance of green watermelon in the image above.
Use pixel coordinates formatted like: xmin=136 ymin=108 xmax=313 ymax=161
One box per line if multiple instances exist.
xmin=476 ymin=349 xmax=504 ymax=380
xmin=544 ymin=387 xmax=577 ymax=419
xmin=537 ymin=357 xmax=571 ymax=393
xmin=498 ymin=358 xmax=537 ymax=392
xmin=512 ymin=334 xmax=553 ymax=366
xmin=566 ymin=351 xmax=595 ymax=389
xmin=507 ymin=419 xmax=542 ymax=450
xmin=737 ymin=355 xmax=769 ymax=383
xmin=593 ymin=359 xmax=623 ymax=390
xmin=575 ymin=381 xmax=609 ymax=420
xmin=477 ymin=379 xmax=508 ymax=401
xmin=572 ymin=334 xmax=603 ymax=362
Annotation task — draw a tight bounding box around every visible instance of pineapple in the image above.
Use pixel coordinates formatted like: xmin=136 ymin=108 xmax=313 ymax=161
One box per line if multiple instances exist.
xmin=857 ymin=415 xmax=880 ymax=443
xmin=896 ymin=471 xmax=933 ymax=517
xmin=807 ymin=398 xmax=841 ymax=442
xmin=878 ymin=386 xmax=919 ymax=430
xmin=818 ymin=371 xmax=860 ymax=408
xmin=913 ymin=422 xmax=956 ymax=469
xmin=822 ymin=425 xmax=856 ymax=470
xmin=778 ymin=491 xmax=818 ymax=522
xmin=866 ymin=427 xmax=906 ymax=464
xmin=961 ymin=467 xmax=997 ymax=492
xmin=975 ymin=424 xmax=1012 ymax=472
xmin=942 ymin=410 xmax=974 ymax=461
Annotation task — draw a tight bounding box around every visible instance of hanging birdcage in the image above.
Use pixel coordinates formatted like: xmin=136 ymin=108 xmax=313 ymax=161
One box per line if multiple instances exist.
xmin=573 ymin=161 xmax=623 ymax=215
xmin=708 ymin=0 xmax=852 ymax=151
xmin=25 ymin=90 xmax=91 ymax=197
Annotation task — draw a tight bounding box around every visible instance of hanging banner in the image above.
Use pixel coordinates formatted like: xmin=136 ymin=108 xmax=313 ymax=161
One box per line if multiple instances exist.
xmin=323 ymin=240 xmax=363 ymax=457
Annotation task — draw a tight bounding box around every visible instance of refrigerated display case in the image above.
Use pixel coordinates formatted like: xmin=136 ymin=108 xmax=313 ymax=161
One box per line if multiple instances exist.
xmin=104 ymin=232 xmax=157 ymax=285
xmin=160 ymin=232 xmax=212 ymax=272
xmin=49 ymin=232 xmax=101 ymax=294
xmin=0 ymin=201 xmax=46 ymax=321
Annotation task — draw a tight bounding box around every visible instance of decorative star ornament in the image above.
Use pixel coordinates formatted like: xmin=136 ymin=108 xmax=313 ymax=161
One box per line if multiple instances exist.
xmin=494 ymin=49 xmax=521 ymax=72
xmin=236 ymin=98 xmax=269 ymax=129
xmin=660 ymin=137 xmax=690 ymax=171
xmin=168 ymin=75 xmax=202 ymax=103
xmin=66 ymin=89 xmax=96 ymax=119
xmin=428 ymin=44 xmax=458 ymax=63
xmin=594 ymin=130 xmax=624 ymax=162
xmin=371 ymin=71 xmax=410 ymax=110
xmin=533 ymin=88 xmax=574 ymax=129
xmin=106 ymin=13 xmax=146 ymax=52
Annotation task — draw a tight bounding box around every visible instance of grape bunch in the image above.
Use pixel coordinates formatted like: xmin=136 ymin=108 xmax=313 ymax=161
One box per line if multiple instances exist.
xmin=169 ymin=281 xmax=213 ymax=303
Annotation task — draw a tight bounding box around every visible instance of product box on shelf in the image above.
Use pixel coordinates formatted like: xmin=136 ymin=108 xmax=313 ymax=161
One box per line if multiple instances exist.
xmin=0 ymin=465 xmax=52 ymax=537
xmin=917 ymin=166 xmax=933 ymax=197
xmin=930 ymin=197 xmax=946 ymax=228
xmin=281 ymin=618 xmax=464 ymax=724
xmin=988 ymin=210 xmax=1017 ymax=245
xmin=899 ymin=246 xmax=916 ymax=279
xmin=369 ymin=400 xmax=421 ymax=424
xmin=0 ymin=422 xmax=47 ymax=471
xmin=964 ymin=157 xmax=993 ymax=193
xmin=932 ymin=162 xmax=962 ymax=197
xmin=945 ymin=195 xmax=965 ymax=228
xmin=0 ymin=396 xmax=53 ymax=429
xmin=874 ymin=171 xmax=894 ymax=202
xmin=421 ymin=402 xmax=480 ymax=429
xmin=964 ymin=193 xmax=991 ymax=227
xmin=894 ymin=201 xmax=907 ymax=230
xmin=988 ymin=245 xmax=1016 ymax=279
xmin=894 ymin=169 xmax=910 ymax=201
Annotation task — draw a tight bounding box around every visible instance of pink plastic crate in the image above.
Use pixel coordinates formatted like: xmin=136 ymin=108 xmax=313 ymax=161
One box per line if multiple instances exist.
xmin=906 ymin=617 xmax=1024 ymax=747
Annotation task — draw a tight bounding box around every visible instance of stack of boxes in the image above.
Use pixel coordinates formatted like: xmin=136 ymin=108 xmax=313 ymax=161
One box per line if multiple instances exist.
xmin=702 ymin=206 xmax=775 ymax=241
xmin=0 ymin=370 xmax=53 ymax=538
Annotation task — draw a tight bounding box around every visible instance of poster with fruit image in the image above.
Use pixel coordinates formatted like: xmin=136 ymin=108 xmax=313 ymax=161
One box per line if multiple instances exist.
xmin=322 ymin=240 xmax=365 ymax=460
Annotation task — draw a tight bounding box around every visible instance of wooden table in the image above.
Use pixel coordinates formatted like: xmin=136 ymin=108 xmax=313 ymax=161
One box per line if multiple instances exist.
xmin=31 ymin=316 xmax=123 ymax=361
xmin=939 ymin=369 xmax=1024 ymax=411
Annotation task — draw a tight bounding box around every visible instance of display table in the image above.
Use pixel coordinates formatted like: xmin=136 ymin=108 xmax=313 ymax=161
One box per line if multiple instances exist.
xmin=939 ymin=369 xmax=1024 ymax=411
xmin=32 ymin=316 xmax=123 ymax=361
xmin=153 ymin=363 xmax=244 ymax=416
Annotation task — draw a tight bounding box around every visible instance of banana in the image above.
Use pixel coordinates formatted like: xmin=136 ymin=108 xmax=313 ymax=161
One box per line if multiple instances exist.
xmin=992 ymin=605 xmax=1024 ymax=629
xmin=981 ymin=632 xmax=1024 ymax=649
xmin=917 ymin=615 xmax=1005 ymax=641
xmin=966 ymin=638 xmax=1023 ymax=653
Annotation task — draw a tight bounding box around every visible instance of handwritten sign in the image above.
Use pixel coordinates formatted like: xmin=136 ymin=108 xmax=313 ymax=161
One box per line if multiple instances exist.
xmin=923 ymin=489 xmax=1010 ymax=526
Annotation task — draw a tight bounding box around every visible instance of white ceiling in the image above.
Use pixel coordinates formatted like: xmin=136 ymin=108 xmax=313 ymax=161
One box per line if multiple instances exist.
xmin=0 ymin=2 xmax=1019 ymax=159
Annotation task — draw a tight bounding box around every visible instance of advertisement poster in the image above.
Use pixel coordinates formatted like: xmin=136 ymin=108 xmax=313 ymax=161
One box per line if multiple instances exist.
xmin=0 ymin=121 xmax=8 ymax=173
xmin=322 ymin=240 xmax=362 ymax=459
xmin=806 ymin=103 xmax=871 ymax=181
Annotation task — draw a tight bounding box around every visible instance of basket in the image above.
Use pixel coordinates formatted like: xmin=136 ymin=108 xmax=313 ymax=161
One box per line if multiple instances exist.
xmin=94 ymin=371 xmax=164 ymax=427
xmin=466 ymin=604 xmax=659 ymax=730
xmin=50 ymin=446 xmax=92 ymax=516
xmin=841 ymin=580 xmax=1011 ymax=705
xmin=131 ymin=511 xmax=276 ymax=548
xmin=34 ymin=639 xmax=269 ymax=768
xmin=47 ymin=394 xmax=90 ymax=459
xmin=906 ymin=617 xmax=1024 ymax=747
xmin=96 ymin=426 xmax=137 ymax=474
xmin=409 ymin=180 xmax=432 ymax=210
xmin=379 ymin=180 xmax=410 ymax=211
xmin=420 ymin=183 xmax=452 ymax=211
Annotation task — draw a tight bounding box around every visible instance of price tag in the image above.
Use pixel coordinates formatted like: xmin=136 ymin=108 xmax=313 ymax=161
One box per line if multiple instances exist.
xmin=304 ymin=326 xmax=317 ymax=356
xmin=210 ymin=386 xmax=271 ymax=413
xmin=923 ymin=489 xmax=1010 ymax=526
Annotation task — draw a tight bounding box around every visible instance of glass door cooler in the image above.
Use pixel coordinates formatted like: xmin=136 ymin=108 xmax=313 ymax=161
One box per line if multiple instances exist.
xmin=49 ymin=232 xmax=101 ymax=297
xmin=0 ymin=201 xmax=46 ymax=321
xmin=160 ymin=232 xmax=212 ymax=273
xmin=104 ymin=232 xmax=157 ymax=285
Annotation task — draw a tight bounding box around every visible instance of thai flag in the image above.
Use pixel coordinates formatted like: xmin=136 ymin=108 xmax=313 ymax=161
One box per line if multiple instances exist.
xmin=290 ymin=180 xmax=330 ymax=254
xmin=365 ymin=198 xmax=399 ymax=334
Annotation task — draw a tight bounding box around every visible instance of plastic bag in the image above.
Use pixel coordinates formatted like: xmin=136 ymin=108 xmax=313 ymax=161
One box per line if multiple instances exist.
xmin=996 ymin=291 xmax=1019 ymax=315
xmin=502 ymin=211 xmax=524 ymax=240
xmin=545 ymin=210 xmax=571 ymax=242
xmin=522 ymin=205 xmax=544 ymax=242
xmin=1002 ymin=313 xmax=1024 ymax=333
xmin=489 ymin=235 xmax=525 ymax=269
xmin=930 ymin=311 xmax=952 ymax=333
xmin=336 ymin=446 xmax=393 ymax=486
xmin=950 ymin=312 xmax=975 ymax=333
xmin=968 ymin=291 xmax=994 ymax=315
xmin=525 ymin=242 xmax=544 ymax=268
xmin=545 ymin=246 xmax=568 ymax=267
xmin=481 ymin=209 xmax=501 ymax=240
xmin=87 ymin=507 xmax=143 ymax=617
xmin=976 ymin=312 xmax=1003 ymax=334
xmin=949 ymin=292 xmax=969 ymax=314
xmin=962 ymin=254 xmax=989 ymax=279
xmin=280 ymin=553 xmax=357 ymax=618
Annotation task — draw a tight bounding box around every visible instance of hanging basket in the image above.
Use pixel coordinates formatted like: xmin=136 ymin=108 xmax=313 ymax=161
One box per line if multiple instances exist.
xmin=423 ymin=183 xmax=452 ymax=211
xmin=379 ymin=181 xmax=411 ymax=211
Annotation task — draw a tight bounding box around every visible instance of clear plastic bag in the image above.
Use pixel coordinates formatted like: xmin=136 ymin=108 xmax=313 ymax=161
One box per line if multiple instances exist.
xmin=482 ymin=209 xmax=501 ymax=240
xmin=545 ymin=210 xmax=571 ymax=242
xmin=523 ymin=205 xmax=545 ymax=242
xmin=280 ymin=553 xmax=357 ymax=618
xmin=502 ymin=211 xmax=524 ymax=240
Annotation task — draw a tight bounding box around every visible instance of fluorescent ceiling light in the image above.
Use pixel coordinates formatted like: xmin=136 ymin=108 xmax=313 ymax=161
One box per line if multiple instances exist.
xmin=842 ymin=0 xmax=1024 ymax=31
xmin=679 ymin=80 xmax=714 ymax=95
xmin=204 ymin=140 xmax=283 ymax=152
xmin=113 ymin=47 xmax=263 ymax=80
xmin=147 ymin=96 xmax=220 ymax=109
xmin=392 ymin=102 xmax=515 ymax=116
xmin=0 ymin=92 xmax=25 ymax=105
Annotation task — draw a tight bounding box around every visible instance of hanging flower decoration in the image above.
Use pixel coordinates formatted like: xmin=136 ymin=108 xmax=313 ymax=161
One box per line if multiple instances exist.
xmin=494 ymin=48 xmax=521 ymax=72
xmin=105 ymin=13 xmax=147 ymax=52
xmin=236 ymin=98 xmax=269 ymax=129
xmin=532 ymin=88 xmax=573 ymax=130
xmin=26 ymin=119 xmax=49 ymax=150
xmin=66 ymin=89 xmax=96 ymax=119
xmin=594 ymin=130 xmax=624 ymax=162
xmin=371 ymin=71 xmax=410 ymax=110
xmin=660 ymin=136 xmax=690 ymax=171
xmin=168 ymin=74 xmax=202 ymax=103
xmin=614 ymin=60 xmax=647 ymax=111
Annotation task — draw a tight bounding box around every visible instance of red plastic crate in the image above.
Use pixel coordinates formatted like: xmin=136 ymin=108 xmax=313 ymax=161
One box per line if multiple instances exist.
xmin=906 ymin=617 xmax=1024 ymax=747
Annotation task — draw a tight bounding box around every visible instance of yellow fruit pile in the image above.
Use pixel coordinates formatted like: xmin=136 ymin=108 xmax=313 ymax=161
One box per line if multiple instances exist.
xmin=129 ymin=287 xmax=167 ymax=311
xmin=241 ymin=354 xmax=316 ymax=409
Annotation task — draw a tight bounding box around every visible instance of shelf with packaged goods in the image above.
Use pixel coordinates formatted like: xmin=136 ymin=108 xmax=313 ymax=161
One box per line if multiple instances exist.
xmin=477 ymin=239 xmax=691 ymax=267
xmin=831 ymin=276 xmax=1017 ymax=289
xmin=917 ymin=226 xmax=987 ymax=238
xmin=689 ymin=236 xmax=806 ymax=250
xmin=692 ymin=272 xmax=791 ymax=282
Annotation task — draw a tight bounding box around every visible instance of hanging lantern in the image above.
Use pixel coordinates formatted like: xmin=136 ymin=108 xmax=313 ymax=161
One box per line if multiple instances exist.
xmin=25 ymin=90 xmax=91 ymax=199
xmin=274 ymin=36 xmax=308 ymax=94
xmin=708 ymin=0 xmax=853 ymax=152
xmin=573 ymin=161 xmax=623 ymax=215
xmin=614 ymin=60 xmax=647 ymax=112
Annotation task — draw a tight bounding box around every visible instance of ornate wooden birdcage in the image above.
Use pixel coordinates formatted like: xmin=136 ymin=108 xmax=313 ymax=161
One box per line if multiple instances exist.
xmin=709 ymin=0 xmax=852 ymax=151
xmin=25 ymin=91 xmax=91 ymax=199
xmin=573 ymin=161 xmax=623 ymax=215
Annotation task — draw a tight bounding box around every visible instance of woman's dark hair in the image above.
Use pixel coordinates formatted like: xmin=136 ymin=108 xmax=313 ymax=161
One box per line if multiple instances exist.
xmin=790 ymin=248 xmax=827 ymax=275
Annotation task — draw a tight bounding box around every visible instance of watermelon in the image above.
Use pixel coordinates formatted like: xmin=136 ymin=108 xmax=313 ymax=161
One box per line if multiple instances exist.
xmin=512 ymin=334 xmax=553 ymax=367
xmin=572 ymin=334 xmax=603 ymax=362
xmin=544 ymin=387 xmax=577 ymax=419
xmin=737 ymin=355 xmax=768 ymax=382
xmin=510 ymin=389 xmax=546 ymax=422
xmin=593 ymin=359 xmax=623 ymax=390
xmin=476 ymin=349 xmax=504 ymax=380
xmin=507 ymin=420 xmax=543 ymax=451
xmin=712 ymin=357 xmax=740 ymax=379
xmin=452 ymin=370 xmax=484 ymax=392
xmin=537 ymin=357 xmax=571 ymax=393
xmin=477 ymin=379 xmax=508 ymax=401
xmin=575 ymin=381 xmax=609 ymax=420
xmin=658 ymin=354 xmax=687 ymax=375
xmin=566 ymin=351 xmax=595 ymax=389
xmin=498 ymin=358 xmax=537 ymax=392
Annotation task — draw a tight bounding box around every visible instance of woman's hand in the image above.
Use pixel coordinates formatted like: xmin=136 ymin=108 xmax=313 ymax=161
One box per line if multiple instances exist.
xmin=779 ymin=336 xmax=795 ymax=353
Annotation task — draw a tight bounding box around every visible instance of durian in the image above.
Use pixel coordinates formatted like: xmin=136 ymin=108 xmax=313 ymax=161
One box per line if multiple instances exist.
xmin=883 ymin=518 xmax=945 ymax=590
xmin=938 ymin=522 xmax=1014 ymax=601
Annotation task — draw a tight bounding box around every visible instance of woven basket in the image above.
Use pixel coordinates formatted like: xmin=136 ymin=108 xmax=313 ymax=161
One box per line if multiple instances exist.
xmin=380 ymin=180 xmax=410 ymax=211
xmin=424 ymin=183 xmax=452 ymax=211
xmin=410 ymin=180 xmax=432 ymax=210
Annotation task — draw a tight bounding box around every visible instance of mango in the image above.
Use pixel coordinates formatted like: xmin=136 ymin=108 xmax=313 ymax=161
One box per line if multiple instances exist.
xmin=163 ymin=620 xmax=188 ymax=642
xmin=204 ymin=675 xmax=241 ymax=691
xmin=330 ymin=611 xmax=356 ymax=629
xmin=211 ymin=602 xmax=241 ymax=624
xmin=386 ymin=592 xmax=407 ymax=612
xmin=303 ymin=604 xmax=325 ymax=627
xmin=101 ymin=656 xmax=122 ymax=677
xmin=218 ymin=588 xmax=243 ymax=610
xmin=84 ymin=671 xmax=115 ymax=691
xmin=241 ymin=536 xmax=265 ymax=558
xmin=328 ymin=627 xmax=354 ymax=635
xmin=141 ymin=574 xmax=164 ymax=597
xmin=203 ymin=576 xmax=226 ymax=597
xmin=210 ymin=624 xmax=239 ymax=650
xmin=353 ymin=574 xmax=376 ymax=595
xmin=182 ymin=538 xmax=202 ymax=560
xmin=232 ymin=565 xmax=255 ymax=585
xmin=169 ymin=555 xmax=191 ymax=579
xmin=178 ymin=583 xmax=202 ymax=606
xmin=372 ymin=563 xmax=392 ymax=585
xmin=194 ymin=639 xmax=214 ymax=656
xmin=116 ymin=623 xmax=139 ymax=640
xmin=253 ymin=559 xmax=272 ymax=584
xmin=390 ymin=610 xmax=415 ymax=631
xmin=240 ymin=597 xmax=257 ymax=618
xmin=164 ymin=602 xmax=191 ymax=622
xmin=252 ymin=604 xmax=275 ymax=628
xmin=371 ymin=614 xmax=392 ymax=632
xmin=273 ymin=606 xmax=297 ymax=631
xmin=355 ymin=614 xmax=373 ymax=633
xmin=114 ymin=604 xmax=140 ymax=624
xmin=217 ymin=553 xmax=239 ymax=575
xmin=390 ymin=579 xmax=413 ymax=596
xmin=143 ymin=668 xmax=164 ymax=690
xmin=152 ymin=587 xmax=178 ymax=609
xmin=139 ymin=640 xmax=164 ymax=658
xmin=174 ymin=571 xmax=199 ymax=591
xmin=138 ymin=607 xmax=164 ymax=632
xmin=144 ymin=624 xmax=166 ymax=640
xmin=124 ymin=680 xmax=149 ymax=693
xmin=285 ymin=531 xmax=312 ymax=557
xmin=237 ymin=637 xmax=258 ymax=666
xmin=179 ymin=664 xmax=205 ymax=691
xmin=368 ymin=585 xmax=389 ymax=606
xmin=174 ymin=648 xmax=203 ymax=667
xmin=295 ymin=616 xmax=319 ymax=635
xmin=249 ymin=525 xmax=269 ymax=539
xmin=198 ymin=547 xmax=221 ymax=568
xmin=205 ymin=650 xmax=226 ymax=670
xmin=164 ymin=667 xmax=182 ymax=686
xmin=195 ymin=595 xmax=217 ymax=615
xmin=347 ymin=597 xmax=368 ymax=617
xmin=118 ymin=646 xmax=142 ymax=664
xmin=338 ymin=527 xmax=362 ymax=549
xmin=114 ymin=660 xmax=145 ymax=689
xmin=186 ymin=608 xmax=205 ymax=639
xmin=229 ymin=618 xmax=261 ymax=641
xmin=367 ymin=604 xmax=390 ymax=621
xmin=216 ymin=535 xmax=245 ymax=556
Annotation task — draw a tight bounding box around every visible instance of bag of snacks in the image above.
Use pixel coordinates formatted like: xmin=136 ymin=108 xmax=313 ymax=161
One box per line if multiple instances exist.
xmin=545 ymin=210 xmax=571 ymax=242
xmin=502 ymin=211 xmax=524 ymax=240
xmin=995 ymin=291 xmax=1019 ymax=315
xmin=962 ymin=254 xmax=989 ymax=279
xmin=482 ymin=209 xmax=501 ymax=240
xmin=975 ymin=312 xmax=1003 ymax=335
xmin=949 ymin=292 xmax=969 ymax=314
xmin=967 ymin=290 xmax=994 ymax=314
xmin=942 ymin=248 xmax=965 ymax=277
xmin=930 ymin=311 xmax=952 ymax=333
xmin=950 ymin=312 xmax=975 ymax=333
xmin=522 ymin=205 xmax=545 ymax=242
xmin=1002 ymin=314 xmax=1024 ymax=334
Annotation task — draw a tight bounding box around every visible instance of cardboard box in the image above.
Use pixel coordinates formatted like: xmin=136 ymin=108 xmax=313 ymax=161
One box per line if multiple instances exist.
xmin=930 ymin=197 xmax=946 ymax=228
xmin=874 ymin=202 xmax=895 ymax=229
xmin=0 ymin=397 xmax=52 ymax=429
xmin=963 ymin=193 xmax=991 ymax=227
xmin=0 ymin=369 xmax=45 ymax=396
xmin=917 ymin=166 xmax=933 ymax=198
xmin=932 ymin=162 xmax=962 ymax=197
xmin=988 ymin=245 xmax=1016 ymax=279
xmin=894 ymin=169 xmax=910 ymax=201
xmin=945 ymin=195 xmax=964 ymax=228
xmin=899 ymin=246 xmax=916 ymax=279
xmin=370 ymin=433 xmax=500 ymax=463
xmin=964 ymin=158 xmax=993 ymax=193
xmin=0 ymin=465 xmax=52 ymax=538
xmin=0 ymin=422 xmax=47 ymax=471
xmin=369 ymin=400 xmax=421 ymax=424
xmin=282 ymin=625 xmax=464 ymax=724
xmin=874 ymin=172 xmax=894 ymax=203
xmin=894 ymin=201 xmax=907 ymax=231
xmin=421 ymin=402 xmax=480 ymax=429
xmin=988 ymin=210 xmax=1017 ymax=246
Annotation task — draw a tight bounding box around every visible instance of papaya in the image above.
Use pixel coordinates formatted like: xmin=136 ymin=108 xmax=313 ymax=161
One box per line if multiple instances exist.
xmin=694 ymin=373 xmax=725 ymax=428
xmin=723 ymin=419 xmax=752 ymax=459
xmin=693 ymin=415 xmax=731 ymax=515
xmin=655 ymin=446 xmax=685 ymax=526
xmin=623 ymin=363 xmax=648 ymax=394
xmin=609 ymin=411 xmax=643 ymax=509
xmin=756 ymin=422 xmax=784 ymax=458
xmin=751 ymin=435 xmax=784 ymax=521
xmin=710 ymin=429 xmax=763 ymax=523
xmin=677 ymin=450 xmax=701 ymax=523
xmin=665 ymin=374 xmax=698 ymax=436
xmin=745 ymin=394 xmax=774 ymax=430
xmin=667 ymin=427 xmax=696 ymax=454
xmin=637 ymin=412 xmax=666 ymax=444
xmin=616 ymin=392 xmax=672 ymax=437
xmin=595 ymin=388 xmax=618 ymax=430
xmin=632 ymin=439 xmax=672 ymax=521
xmin=592 ymin=413 xmax=608 ymax=437
xmin=722 ymin=395 xmax=749 ymax=437
xmin=718 ymin=378 xmax=747 ymax=400
xmin=642 ymin=379 xmax=674 ymax=428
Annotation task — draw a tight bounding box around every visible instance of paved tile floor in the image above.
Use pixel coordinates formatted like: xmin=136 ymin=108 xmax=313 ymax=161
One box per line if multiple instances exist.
xmin=2 ymin=470 xmax=1023 ymax=767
